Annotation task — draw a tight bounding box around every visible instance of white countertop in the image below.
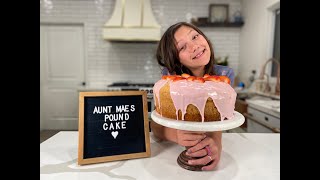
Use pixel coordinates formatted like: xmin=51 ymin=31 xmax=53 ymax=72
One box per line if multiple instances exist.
xmin=40 ymin=131 xmax=280 ymax=180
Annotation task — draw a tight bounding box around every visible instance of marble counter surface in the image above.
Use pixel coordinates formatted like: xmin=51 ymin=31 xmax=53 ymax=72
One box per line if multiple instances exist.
xmin=246 ymin=97 xmax=280 ymax=118
xmin=40 ymin=132 xmax=280 ymax=180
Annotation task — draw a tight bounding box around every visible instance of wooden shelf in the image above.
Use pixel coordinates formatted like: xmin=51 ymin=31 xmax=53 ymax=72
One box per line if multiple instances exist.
xmin=192 ymin=21 xmax=244 ymax=28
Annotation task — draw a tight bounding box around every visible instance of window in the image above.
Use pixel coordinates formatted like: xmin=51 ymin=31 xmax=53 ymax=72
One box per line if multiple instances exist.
xmin=271 ymin=9 xmax=280 ymax=77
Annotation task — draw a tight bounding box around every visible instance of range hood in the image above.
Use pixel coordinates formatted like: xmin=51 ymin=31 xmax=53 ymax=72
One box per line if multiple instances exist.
xmin=103 ymin=0 xmax=161 ymax=42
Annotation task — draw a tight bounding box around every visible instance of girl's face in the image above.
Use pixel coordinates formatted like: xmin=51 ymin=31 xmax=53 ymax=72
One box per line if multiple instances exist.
xmin=174 ymin=26 xmax=211 ymax=72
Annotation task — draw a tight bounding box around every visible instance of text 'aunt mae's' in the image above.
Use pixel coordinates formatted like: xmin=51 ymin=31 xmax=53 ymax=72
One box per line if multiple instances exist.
xmin=93 ymin=105 xmax=135 ymax=131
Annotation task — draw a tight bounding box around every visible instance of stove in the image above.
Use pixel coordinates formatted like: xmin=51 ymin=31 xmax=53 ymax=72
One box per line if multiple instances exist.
xmin=107 ymin=82 xmax=153 ymax=87
xmin=106 ymin=82 xmax=155 ymax=117
xmin=107 ymin=82 xmax=154 ymax=97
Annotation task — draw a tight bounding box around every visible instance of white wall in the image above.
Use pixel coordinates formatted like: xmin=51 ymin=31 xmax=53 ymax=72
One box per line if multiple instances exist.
xmin=239 ymin=0 xmax=280 ymax=87
xmin=40 ymin=0 xmax=243 ymax=89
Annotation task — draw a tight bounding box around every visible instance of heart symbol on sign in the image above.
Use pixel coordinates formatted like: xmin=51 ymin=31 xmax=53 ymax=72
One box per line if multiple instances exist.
xmin=111 ymin=131 xmax=118 ymax=139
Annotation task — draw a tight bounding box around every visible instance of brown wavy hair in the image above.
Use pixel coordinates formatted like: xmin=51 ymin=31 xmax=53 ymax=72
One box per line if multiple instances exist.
xmin=156 ymin=22 xmax=215 ymax=76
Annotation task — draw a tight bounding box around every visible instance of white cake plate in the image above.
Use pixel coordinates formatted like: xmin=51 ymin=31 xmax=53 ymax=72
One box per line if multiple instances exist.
xmin=151 ymin=110 xmax=245 ymax=132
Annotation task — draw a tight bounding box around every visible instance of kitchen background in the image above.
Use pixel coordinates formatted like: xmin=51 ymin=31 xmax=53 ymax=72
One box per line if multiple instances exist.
xmin=40 ymin=0 xmax=280 ymax=139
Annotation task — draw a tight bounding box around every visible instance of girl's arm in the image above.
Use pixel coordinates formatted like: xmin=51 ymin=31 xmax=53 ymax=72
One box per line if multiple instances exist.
xmin=150 ymin=120 xmax=178 ymax=143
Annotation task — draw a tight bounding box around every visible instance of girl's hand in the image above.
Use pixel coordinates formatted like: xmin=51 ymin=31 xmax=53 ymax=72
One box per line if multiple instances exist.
xmin=185 ymin=136 xmax=221 ymax=171
xmin=175 ymin=130 xmax=206 ymax=147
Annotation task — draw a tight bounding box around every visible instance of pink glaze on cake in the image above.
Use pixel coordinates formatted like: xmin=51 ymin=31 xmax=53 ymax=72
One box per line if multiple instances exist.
xmin=153 ymin=79 xmax=237 ymax=122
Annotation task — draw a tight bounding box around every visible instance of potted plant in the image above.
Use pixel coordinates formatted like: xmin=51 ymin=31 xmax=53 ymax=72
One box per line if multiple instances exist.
xmin=215 ymin=56 xmax=229 ymax=66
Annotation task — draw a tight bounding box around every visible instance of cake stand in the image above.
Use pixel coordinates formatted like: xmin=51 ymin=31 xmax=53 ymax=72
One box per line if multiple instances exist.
xmin=151 ymin=110 xmax=245 ymax=171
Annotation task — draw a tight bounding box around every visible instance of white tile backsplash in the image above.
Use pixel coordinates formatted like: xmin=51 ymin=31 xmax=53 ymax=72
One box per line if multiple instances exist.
xmin=40 ymin=0 xmax=242 ymax=89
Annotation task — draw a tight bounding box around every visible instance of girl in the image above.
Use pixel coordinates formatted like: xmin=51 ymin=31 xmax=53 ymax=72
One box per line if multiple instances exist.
xmin=151 ymin=22 xmax=235 ymax=171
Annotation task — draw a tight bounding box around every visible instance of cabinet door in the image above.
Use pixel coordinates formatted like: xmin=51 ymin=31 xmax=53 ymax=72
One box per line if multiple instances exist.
xmin=247 ymin=120 xmax=274 ymax=133
xmin=246 ymin=107 xmax=280 ymax=133
xmin=235 ymin=99 xmax=248 ymax=128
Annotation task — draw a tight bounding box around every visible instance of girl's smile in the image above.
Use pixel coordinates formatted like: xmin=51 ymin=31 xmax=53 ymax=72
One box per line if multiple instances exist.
xmin=192 ymin=48 xmax=206 ymax=60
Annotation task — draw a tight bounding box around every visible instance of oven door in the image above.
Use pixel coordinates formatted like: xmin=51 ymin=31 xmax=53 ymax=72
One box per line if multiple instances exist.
xmin=147 ymin=97 xmax=154 ymax=118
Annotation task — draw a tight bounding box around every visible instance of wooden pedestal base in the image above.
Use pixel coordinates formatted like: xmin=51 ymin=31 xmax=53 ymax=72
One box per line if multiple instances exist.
xmin=177 ymin=150 xmax=212 ymax=171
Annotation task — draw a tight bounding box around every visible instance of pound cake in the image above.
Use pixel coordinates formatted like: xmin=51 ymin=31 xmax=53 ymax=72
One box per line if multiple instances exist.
xmin=153 ymin=74 xmax=237 ymax=122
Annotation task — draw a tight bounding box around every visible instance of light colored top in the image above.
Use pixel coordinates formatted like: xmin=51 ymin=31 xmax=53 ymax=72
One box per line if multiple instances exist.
xmin=40 ymin=131 xmax=280 ymax=180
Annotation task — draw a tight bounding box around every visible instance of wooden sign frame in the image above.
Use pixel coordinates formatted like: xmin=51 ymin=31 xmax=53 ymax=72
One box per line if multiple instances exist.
xmin=78 ymin=91 xmax=151 ymax=165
